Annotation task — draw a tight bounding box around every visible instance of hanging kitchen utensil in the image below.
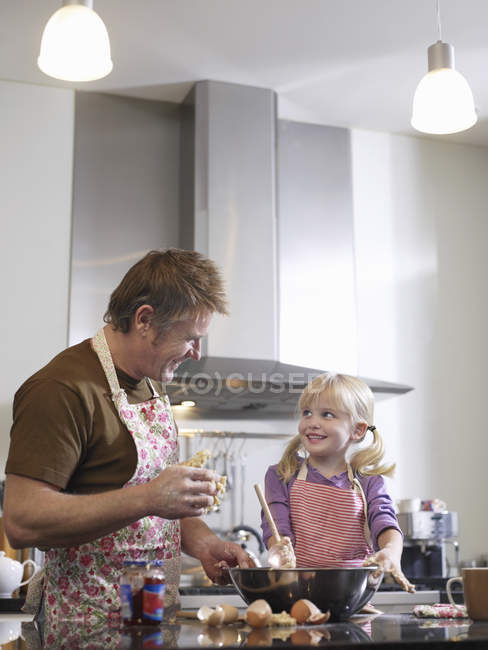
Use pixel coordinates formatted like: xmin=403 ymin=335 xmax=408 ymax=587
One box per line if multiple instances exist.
xmin=238 ymin=440 xmax=247 ymax=527
xmin=222 ymin=438 xmax=233 ymax=491
xmin=230 ymin=451 xmax=238 ymax=527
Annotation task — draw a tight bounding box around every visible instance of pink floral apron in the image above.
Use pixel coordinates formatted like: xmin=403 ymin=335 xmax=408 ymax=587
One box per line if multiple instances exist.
xmin=290 ymin=462 xmax=373 ymax=568
xmin=44 ymin=328 xmax=181 ymax=631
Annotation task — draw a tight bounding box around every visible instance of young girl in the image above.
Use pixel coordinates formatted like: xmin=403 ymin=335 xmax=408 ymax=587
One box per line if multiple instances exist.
xmin=262 ymin=372 xmax=414 ymax=592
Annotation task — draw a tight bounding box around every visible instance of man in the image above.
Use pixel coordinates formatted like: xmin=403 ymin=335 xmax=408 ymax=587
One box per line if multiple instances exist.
xmin=3 ymin=249 xmax=250 ymax=624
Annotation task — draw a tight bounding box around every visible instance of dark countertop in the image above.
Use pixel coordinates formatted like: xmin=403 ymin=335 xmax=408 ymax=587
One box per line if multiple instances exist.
xmin=11 ymin=610 xmax=488 ymax=649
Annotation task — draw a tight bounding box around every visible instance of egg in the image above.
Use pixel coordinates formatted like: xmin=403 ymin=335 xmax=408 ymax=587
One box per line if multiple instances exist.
xmin=197 ymin=605 xmax=226 ymax=626
xmin=219 ymin=603 xmax=239 ymax=623
xmin=290 ymin=599 xmax=330 ymax=624
xmin=197 ymin=605 xmax=214 ymax=622
xmin=206 ymin=606 xmax=226 ymax=627
xmin=245 ymin=599 xmax=273 ymax=628
xmin=308 ymin=610 xmax=330 ymax=624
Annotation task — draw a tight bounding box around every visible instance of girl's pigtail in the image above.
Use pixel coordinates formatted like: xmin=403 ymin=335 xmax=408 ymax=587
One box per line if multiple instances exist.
xmin=277 ymin=435 xmax=303 ymax=483
xmin=349 ymin=426 xmax=395 ymax=478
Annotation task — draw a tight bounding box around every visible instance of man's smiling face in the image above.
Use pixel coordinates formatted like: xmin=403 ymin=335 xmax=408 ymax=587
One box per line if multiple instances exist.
xmin=143 ymin=310 xmax=212 ymax=382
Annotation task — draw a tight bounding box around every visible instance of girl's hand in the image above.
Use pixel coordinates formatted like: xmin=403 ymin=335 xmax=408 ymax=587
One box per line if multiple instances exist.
xmin=268 ymin=536 xmax=296 ymax=569
xmin=363 ymin=550 xmax=415 ymax=593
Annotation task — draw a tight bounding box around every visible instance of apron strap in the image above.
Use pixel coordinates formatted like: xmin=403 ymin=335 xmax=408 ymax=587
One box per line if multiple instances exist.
xmin=92 ymin=329 xmax=161 ymax=401
xmin=347 ymin=464 xmax=373 ymax=548
xmin=92 ymin=328 xmax=124 ymax=397
xmin=145 ymin=378 xmax=160 ymax=398
xmin=297 ymin=460 xmax=308 ymax=480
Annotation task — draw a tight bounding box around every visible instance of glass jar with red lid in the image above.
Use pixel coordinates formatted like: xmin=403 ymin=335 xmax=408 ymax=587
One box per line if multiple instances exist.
xmin=120 ymin=561 xmax=146 ymax=625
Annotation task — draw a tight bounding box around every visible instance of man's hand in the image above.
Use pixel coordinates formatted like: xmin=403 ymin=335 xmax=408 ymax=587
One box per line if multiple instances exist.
xmin=198 ymin=538 xmax=254 ymax=585
xmin=147 ymin=465 xmax=219 ymax=519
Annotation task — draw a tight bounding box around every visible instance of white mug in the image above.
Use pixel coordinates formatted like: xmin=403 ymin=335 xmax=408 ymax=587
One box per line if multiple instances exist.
xmin=0 ymin=551 xmax=39 ymax=598
xmin=0 ymin=620 xmax=21 ymax=644
xmin=397 ymin=498 xmax=421 ymax=513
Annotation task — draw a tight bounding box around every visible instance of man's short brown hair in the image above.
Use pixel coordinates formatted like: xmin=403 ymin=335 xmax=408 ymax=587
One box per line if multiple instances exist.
xmin=104 ymin=249 xmax=228 ymax=334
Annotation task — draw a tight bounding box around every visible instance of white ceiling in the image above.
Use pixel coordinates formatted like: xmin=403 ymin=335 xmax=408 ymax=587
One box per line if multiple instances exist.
xmin=2 ymin=0 xmax=488 ymax=146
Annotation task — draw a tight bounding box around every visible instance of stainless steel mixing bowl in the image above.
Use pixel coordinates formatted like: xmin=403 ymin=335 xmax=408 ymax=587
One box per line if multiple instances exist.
xmin=229 ymin=566 xmax=383 ymax=622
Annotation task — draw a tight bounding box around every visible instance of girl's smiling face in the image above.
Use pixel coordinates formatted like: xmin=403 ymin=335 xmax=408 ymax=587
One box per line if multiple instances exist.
xmin=298 ymin=392 xmax=364 ymax=462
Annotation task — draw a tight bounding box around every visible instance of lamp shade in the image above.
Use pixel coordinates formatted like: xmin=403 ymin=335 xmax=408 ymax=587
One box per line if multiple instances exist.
xmin=38 ymin=3 xmax=113 ymax=82
xmin=411 ymin=41 xmax=477 ymax=135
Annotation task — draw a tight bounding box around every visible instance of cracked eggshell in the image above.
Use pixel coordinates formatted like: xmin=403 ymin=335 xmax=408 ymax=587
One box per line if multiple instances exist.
xmin=307 ymin=610 xmax=330 ymax=624
xmin=245 ymin=599 xmax=272 ymax=628
xmin=197 ymin=606 xmax=214 ymax=622
xmin=219 ymin=603 xmax=239 ymax=623
xmin=290 ymin=599 xmax=328 ymax=624
xmin=197 ymin=605 xmax=226 ymax=626
xmin=206 ymin=606 xmax=226 ymax=626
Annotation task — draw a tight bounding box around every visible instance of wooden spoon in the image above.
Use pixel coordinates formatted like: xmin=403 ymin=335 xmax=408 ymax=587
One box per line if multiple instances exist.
xmin=254 ymin=483 xmax=281 ymax=542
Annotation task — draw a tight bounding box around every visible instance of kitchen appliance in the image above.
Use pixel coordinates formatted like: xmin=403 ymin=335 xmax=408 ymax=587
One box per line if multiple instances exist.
xmin=229 ymin=566 xmax=383 ymax=622
xmin=398 ymin=511 xmax=459 ymax=578
xmin=166 ymin=357 xmax=412 ymax=414
xmin=169 ymin=81 xmax=414 ymax=416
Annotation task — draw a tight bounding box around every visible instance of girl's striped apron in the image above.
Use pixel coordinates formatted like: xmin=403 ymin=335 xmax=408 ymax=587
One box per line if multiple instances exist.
xmin=289 ymin=461 xmax=373 ymax=568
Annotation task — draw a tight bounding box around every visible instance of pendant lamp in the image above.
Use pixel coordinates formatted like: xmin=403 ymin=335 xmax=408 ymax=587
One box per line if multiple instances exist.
xmin=411 ymin=1 xmax=476 ymax=134
xmin=38 ymin=0 xmax=113 ymax=82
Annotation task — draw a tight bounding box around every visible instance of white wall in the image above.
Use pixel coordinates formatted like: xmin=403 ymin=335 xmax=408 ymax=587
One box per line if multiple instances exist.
xmin=352 ymin=129 xmax=488 ymax=562
xmin=0 ymin=80 xmax=74 ymax=472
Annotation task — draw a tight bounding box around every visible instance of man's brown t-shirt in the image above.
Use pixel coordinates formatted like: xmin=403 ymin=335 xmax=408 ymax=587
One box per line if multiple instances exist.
xmin=6 ymin=339 xmax=166 ymax=494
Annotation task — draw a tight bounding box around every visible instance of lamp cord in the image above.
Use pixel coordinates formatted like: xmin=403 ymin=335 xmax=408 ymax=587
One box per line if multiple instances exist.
xmin=436 ymin=0 xmax=442 ymax=42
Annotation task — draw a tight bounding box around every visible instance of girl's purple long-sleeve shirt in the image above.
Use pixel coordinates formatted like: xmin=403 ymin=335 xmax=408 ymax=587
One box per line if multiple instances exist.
xmin=262 ymin=461 xmax=401 ymax=551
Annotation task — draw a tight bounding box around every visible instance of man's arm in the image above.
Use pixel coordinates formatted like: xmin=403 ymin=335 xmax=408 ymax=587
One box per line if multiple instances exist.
xmin=3 ymin=466 xmax=218 ymax=549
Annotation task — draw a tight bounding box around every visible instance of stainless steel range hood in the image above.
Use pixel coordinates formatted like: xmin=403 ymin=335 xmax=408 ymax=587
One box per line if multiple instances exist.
xmin=173 ymin=80 xmax=413 ymax=415
xmin=166 ymin=357 xmax=413 ymax=415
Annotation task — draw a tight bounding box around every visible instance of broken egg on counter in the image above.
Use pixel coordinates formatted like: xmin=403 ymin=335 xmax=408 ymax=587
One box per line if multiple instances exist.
xmin=290 ymin=599 xmax=330 ymax=624
xmin=197 ymin=603 xmax=240 ymax=627
xmin=197 ymin=605 xmax=225 ymax=626
xmin=245 ymin=599 xmax=273 ymax=628
xmin=220 ymin=603 xmax=239 ymax=623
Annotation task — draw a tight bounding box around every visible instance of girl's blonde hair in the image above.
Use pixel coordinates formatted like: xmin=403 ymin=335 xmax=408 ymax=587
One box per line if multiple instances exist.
xmin=277 ymin=372 xmax=395 ymax=483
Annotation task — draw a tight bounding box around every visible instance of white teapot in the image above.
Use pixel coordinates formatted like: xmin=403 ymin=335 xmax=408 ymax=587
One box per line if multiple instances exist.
xmin=0 ymin=551 xmax=39 ymax=598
